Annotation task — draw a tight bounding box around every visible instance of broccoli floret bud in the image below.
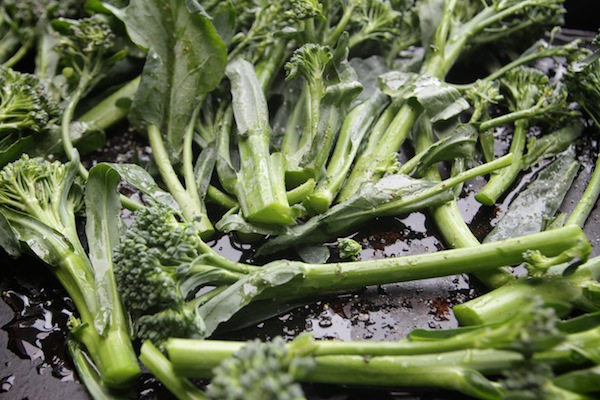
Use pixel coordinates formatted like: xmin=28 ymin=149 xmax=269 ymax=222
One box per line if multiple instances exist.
xmin=501 ymin=66 xmax=558 ymax=112
xmin=499 ymin=361 xmax=577 ymax=400
xmin=285 ymin=43 xmax=333 ymax=85
xmin=55 ymin=16 xmax=116 ymax=57
xmin=137 ymin=307 xmax=205 ymax=345
xmin=0 ymin=154 xmax=82 ymax=233
xmin=113 ymin=204 xmax=200 ymax=316
xmin=207 ymin=336 xmax=310 ymax=400
xmin=0 ymin=66 xmax=60 ymax=134
xmin=113 ymin=202 xmax=216 ymax=343
xmin=504 ymin=300 xmax=564 ymax=356
xmin=284 ymin=0 xmax=323 ymax=20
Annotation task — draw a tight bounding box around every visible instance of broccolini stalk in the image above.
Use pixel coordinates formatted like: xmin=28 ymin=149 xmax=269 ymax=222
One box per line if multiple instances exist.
xmin=52 ymin=15 xmax=127 ymax=179
xmin=257 ymin=153 xmax=513 ymax=255
xmin=304 ymin=88 xmax=389 ymax=213
xmin=406 ymin=2 xmax=571 ymax=285
xmin=412 ymin=116 xmax=514 ymax=288
xmin=165 ymin=304 xmax=594 ymax=399
xmin=226 ymin=58 xmax=297 ymax=225
xmin=139 ymin=341 xmax=207 ymax=400
xmin=114 ymin=200 xmax=590 ymax=342
xmin=475 ymin=66 xmax=571 ymax=206
xmin=0 ymin=155 xmax=140 ymax=388
xmin=453 ymin=254 xmax=600 ymax=326
xmin=341 ymin=0 xmax=566 ymax=201
xmin=338 ymin=2 xmax=566 ymax=286
xmin=169 ymin=298 xmax=564 ymax=366
xmin=283 ymin=39 xmax=362 ymax=187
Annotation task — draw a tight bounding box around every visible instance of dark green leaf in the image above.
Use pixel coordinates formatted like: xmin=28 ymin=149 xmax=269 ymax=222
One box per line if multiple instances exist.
xmin=484 ymin=148 xmax=580 ymax=243
xmin=112 ymin=0 xmax=227 ymax=156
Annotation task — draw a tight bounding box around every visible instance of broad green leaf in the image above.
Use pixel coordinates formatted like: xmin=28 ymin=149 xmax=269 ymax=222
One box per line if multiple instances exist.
xmin=484 ymin=148 xmax=580 ymax=243
xmin=199 ymin=262 xmax=306 ymax=337
xmin=110 ymin=0 xmax=227 ymax=156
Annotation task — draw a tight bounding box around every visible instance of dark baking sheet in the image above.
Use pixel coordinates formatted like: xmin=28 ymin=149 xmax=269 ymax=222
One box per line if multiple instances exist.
xmin=1 ymin=3 xmax=600 ymax=399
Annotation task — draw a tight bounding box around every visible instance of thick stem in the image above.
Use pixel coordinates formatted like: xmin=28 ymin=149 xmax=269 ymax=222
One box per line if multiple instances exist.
xmin=307 ymin=92 xmax=389 ymax=213
xmin=56 ymin=253 xmax=139 ymax=388
xmin=139 ymin=341 xmax=207 ymax=400
xmin=263 ymin=224 xmax=589 ymax=300
xmin=453 ymin=259 xmax=600 ymax=326
xmin=338 ymin=103 xmax=419 ymax=202
xmin=77 ymin=76 xmax=141 ymax=132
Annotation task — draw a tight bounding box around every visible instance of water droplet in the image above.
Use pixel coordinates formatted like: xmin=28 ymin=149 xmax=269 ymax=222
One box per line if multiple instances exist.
xmin=0 ymin=375 xmax=15 ymax=392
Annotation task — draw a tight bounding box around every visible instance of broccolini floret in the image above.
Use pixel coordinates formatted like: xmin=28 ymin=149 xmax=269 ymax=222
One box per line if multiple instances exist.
xmin=206 ymin=336 xmax=312 ymax=400
xmin=0 ymin=65 xmax=60 ymax=135
xmin=52 ymin=14 xmax=127 ymax=178
xmin=0 ymin=0 xmax=85 ymax=67
xmin=0 ymin=154 xmax=140 ymax=388
xmin=113 ymin=202 xmax=251 ymax=343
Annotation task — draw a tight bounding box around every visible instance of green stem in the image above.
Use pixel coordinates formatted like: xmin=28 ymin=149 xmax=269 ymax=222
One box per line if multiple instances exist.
xmin=476 ymin=119 xmax=528 ymax=206
xmin=62 ymin=76 xmax=91 ymax=179
xmin=454 ymin=257 xmax=600 ymax=326
xmin=567 ymin=154 xmax=600 ymax=228
xmin=139 ymin=341 xmax=207 ymax=400
xmin=56 ymin=252 xmax=139 ymax=388
xmin=264 ymin=224 xmax=588 ymax=300
xmin=338 ymin=101 xmax=418 ymax=202
xmin=2 ymin=35 xmax=34 ymax=68
xmin=206 ymin=185 xmax=238 ymax=210
xmin=414 ymin=119 xmax=514 ymax=288
xmin=307 ymin=91 xmax=389 ymax=213
xmin=77 ymin=76 xmax=140 ymax=131
xmin=147 ymin=124 xmax=201 ymax=224
xmin=167 ymin=342 xmax=513 ymax=399
xmin=183 ymin=103 xmax=214 ymax=238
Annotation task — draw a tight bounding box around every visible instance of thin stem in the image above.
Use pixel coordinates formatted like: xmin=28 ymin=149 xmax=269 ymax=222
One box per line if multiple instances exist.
xmin=147 ymin=124 xmax=198 ymax=223
xmin=567 ymin=154 xmax=600 ymax=228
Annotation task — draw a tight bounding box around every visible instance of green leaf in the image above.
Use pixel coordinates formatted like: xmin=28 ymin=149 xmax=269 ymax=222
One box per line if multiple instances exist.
xmin=0 ymin=212 xmax=20 ymax=258
xmin=380 ymin=71 xmax=469 ymax=123
xmin=484 ymin=148 xmax=580 ymax=243
xmin=199 ymin=262 xmax=306 ymax=337
xmin=102 ymin=163 xmax=179 ymax=210
xmin=85 ymin=164 xmax=124 ymax=334
xmin=113 ymin=0 xmax=227 ymax=156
